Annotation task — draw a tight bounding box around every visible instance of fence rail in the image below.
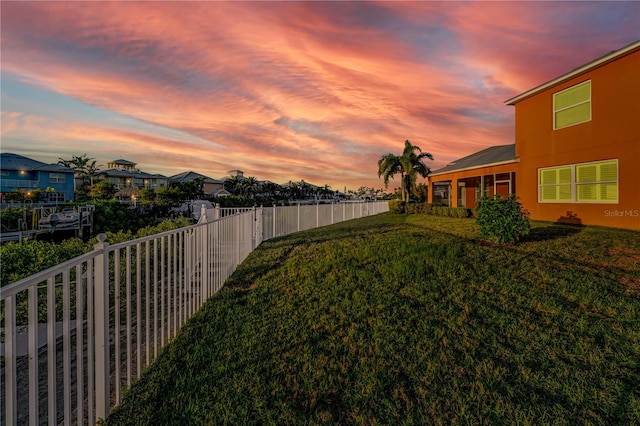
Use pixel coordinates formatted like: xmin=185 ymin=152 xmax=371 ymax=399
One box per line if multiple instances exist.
xmin=1 ymin=201 xmax=388 ymax=425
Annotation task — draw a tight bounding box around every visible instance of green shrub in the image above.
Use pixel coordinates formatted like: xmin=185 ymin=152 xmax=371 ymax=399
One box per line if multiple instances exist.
xmin=0 ymin=207 xmax=34 ymax=232
xmin=388 ymin=200 xmax=406 ymax=214
xmin=93 ymin=200 xmax=156 ymax=234
xmin=1 ymin=238 xmax=89 ymax=285
xmin=475 ymin=194 xmax=530 ymax=244
xmin=454 ymin=207 xmax=470 ymax=218
xmin=1 ymin=217 xmax=192 ymax=286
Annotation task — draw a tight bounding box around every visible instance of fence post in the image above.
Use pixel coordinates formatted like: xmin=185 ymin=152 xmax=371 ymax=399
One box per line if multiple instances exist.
xmin=201 ymin=222 xmax=209 ymax=301
xmin=273 ymin=205 xmax=277 ymax=238
xmin=316 ymin=202 xmax=319 ymax=227
xmin=252 ymin=206 xmax=257 ymax=250
xmin=198 ymin=203 xmax=208 ymax=224
xmin=297 ymin=203 xmax=300 ymax=232
xmin=94 ymin=233 xmax=111 ymax=421
xmin=214 ymin=203 xmax=220 ymax=220
xmin=331 ymin=202 xmax=334 ymax=224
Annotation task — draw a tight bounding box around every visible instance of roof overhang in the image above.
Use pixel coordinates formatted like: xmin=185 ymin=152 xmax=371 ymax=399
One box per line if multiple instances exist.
xmin=504 ymin=40 xmax=640 ymax=106
xmin=428 ymin=158 xmax=519 ymax=178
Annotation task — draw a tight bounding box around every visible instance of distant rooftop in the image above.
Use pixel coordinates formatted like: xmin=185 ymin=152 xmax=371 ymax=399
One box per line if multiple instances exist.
xmin=169 ymin=171 xmax=222 ymax=184
xmin=0 ymin=153 xmax=74 ymax=173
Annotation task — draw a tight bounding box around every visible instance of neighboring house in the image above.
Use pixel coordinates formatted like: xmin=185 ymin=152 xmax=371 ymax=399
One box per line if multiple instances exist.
xmin=427 ymin=145 xmax=518 ymax=208
xmin=0 ymin=153 xmax=75 ymax=203
xmin=96 ymin=159 xmax=168 ymax=191
xmin=169 ymin=171 xmax=226 ymax=195
xmin=428 ymin=40 xmax=639 ymax=230
xmin=227 ymin=169 xmax=244 ymax=178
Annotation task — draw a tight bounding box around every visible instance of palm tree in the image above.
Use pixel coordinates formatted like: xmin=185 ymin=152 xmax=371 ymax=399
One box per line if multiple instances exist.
xmin=242 ymin=176 xmax=260 ymax=199
xmin=378 ymin=140 xmax=434 ymax=203
xmin=58 ymin=154 xmax=101 ymax=188
xmin=85 ymin=159 xmax=102 ymax=187
xmin=224 ymin=175 xmax=244 ymax=196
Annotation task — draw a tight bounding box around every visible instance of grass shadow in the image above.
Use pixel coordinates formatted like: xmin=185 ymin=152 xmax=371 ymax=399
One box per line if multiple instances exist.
xmin=522 ymin=222 xmax=584 ymax=243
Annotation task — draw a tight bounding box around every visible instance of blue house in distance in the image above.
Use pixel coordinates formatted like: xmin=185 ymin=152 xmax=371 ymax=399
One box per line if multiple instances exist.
xmin=0 ymin=153 xmax=75 ymax=204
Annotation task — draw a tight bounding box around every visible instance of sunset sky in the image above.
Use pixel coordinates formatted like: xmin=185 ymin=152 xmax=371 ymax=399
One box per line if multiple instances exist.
xmin=2 ymin=1 xmax=639 ymax=190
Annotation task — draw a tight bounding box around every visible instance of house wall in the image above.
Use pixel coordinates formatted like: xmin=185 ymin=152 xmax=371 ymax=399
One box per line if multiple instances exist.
xmin=39 ymin=171 xmax=75 ymax=201
xmin=514 ymin=48 xmax=640 ymax=230
xmin=0 ymin=170 xmax=74 ymax=202
xmin=203 ymin=182 xmax=224 ymax=193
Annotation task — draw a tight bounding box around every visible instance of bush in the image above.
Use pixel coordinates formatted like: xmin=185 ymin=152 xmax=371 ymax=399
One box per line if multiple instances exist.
xmin=388 ymin=200 xmax=406 ymax=214
xmin=0 ymin=207 xmax=34 ymax=232
xmin=93 ymin=200 xmax=156 ymax=234
xmin=1 ymin=238 xmax=89 ymax=285
xmin=475 ymin=195 xmax=530 ymax=245
xmin=1 ymin=217 xmax=192 ymax=286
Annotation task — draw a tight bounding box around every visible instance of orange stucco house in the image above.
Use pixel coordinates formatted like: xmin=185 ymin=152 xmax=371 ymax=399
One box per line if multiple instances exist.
xmin=428 ymin=40 xmax=640 ymax=230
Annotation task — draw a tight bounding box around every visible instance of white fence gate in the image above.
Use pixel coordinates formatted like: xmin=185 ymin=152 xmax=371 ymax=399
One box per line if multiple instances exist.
xmin=0 ymin=201 xmax=388 ymax=424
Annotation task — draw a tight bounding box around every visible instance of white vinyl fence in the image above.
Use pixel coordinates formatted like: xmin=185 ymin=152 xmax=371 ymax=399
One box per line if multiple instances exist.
xmin=1 ymin=201 xmax=388 ymax=425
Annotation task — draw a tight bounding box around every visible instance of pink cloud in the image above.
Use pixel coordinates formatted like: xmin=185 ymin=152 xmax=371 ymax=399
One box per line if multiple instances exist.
xmin=2 ymin=1 xmax=637 ymax=189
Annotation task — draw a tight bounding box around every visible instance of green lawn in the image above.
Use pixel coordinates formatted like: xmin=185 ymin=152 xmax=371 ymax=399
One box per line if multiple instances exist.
xmin=107 ymin=213 xmax=640 ymax=425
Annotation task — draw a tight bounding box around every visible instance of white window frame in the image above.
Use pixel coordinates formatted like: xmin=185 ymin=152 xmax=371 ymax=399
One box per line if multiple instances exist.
xmin=553 ymin=80 xmax=591 ymax=130
xmin=538 ymin=159 xmax=618 ymax=204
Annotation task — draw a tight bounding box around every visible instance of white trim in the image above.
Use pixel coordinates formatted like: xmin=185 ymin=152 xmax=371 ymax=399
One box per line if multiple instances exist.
xmin=505 ymin=41 xmax=640 ymax=105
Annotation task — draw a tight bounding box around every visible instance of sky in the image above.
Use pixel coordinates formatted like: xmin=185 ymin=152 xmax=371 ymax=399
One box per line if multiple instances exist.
xmin=2 ymin=1 xmax=639 ymax=191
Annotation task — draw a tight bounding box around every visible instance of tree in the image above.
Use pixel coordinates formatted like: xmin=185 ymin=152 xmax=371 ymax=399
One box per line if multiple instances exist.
xmin=58 ymin=154 xmax=102 ymax=192
xmin=242 ymin=176 xmax=260 ymax=199
xmin=85 ymin=159 xmax=102 ymax=187
xmin=224 ymin=175 xmax=244 ymax=196
xmin=175 ymin=177 xmax=204 ymax=200
xmin=378 ymin=140 xmax=433 ymax=203
xmin=89 ymin=181 xmax=117 ymax=200
xmin=413 ymin=183 xmax=429 ymax=202
xmin=140 ymin=188 xmax=157 ymax=204
xmin=319 ymin=184 xmax=333 ymax=200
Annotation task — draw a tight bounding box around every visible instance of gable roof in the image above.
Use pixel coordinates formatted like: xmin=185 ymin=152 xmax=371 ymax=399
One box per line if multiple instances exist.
xmin=97 ymin=169 xmax=167 ymax=179
xmin=505 ymin=40 xmax=640 ymax=105
xmin=0 ymin=153 xmax=74 ymax=173
xmin=429 ymin=144 xmax=517 ymax=177
xmin=169 ymin=171 xmax=222 ymax=184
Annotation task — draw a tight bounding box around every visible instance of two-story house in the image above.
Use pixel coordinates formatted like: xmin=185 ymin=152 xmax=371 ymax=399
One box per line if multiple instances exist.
xmin=505 ymin=41 xmax=639 ymax=230
xmin=429 ymin=40 xmax=639 ymax=230
xmin=96 ymin=159 xmax=169 ymax=190
xmin=0 ymin=153 xmax=75 ymax=204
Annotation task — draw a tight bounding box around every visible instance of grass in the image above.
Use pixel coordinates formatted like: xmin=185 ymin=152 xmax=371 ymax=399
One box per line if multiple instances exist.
xmin=107 ymin=213 xmax=640 ymax=425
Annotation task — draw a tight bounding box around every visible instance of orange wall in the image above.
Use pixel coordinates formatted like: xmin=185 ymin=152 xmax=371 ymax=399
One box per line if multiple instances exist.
xmin=514 ymin=48 xmax=640 ymax=230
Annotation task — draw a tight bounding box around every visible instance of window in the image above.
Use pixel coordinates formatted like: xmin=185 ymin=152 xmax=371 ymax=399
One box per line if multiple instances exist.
xmin=539 ymin=166 xmax=572 ymax=202
xmin=49 ymin=173 xmax=66 ymax=183
xmin=539 ymin=159 xmax=618 ymax=203
xmin=47 ymin=193 xmax=65 ymax=203
xmin=553 ymin=80 xmax=591 ymax=129
xmin=576 ymin=161 xmax=618 ymax=202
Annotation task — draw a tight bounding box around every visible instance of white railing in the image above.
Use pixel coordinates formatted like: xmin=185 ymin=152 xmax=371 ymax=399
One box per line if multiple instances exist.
xmin=1 ymin=201 xmax=388 ymax=424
